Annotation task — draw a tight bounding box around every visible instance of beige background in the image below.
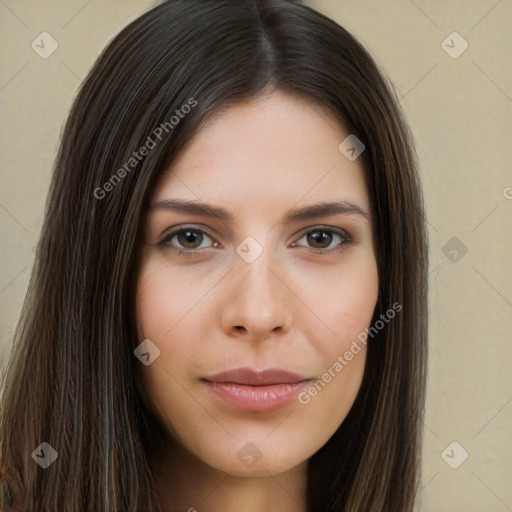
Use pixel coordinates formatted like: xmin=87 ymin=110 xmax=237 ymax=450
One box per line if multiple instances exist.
xmin=1 ymin=1 xmax=511 ymax=510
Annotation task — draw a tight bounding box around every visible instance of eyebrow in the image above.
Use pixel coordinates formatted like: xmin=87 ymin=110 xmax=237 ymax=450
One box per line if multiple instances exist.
xmin=149 ymin=198 xmax=371 ymax=224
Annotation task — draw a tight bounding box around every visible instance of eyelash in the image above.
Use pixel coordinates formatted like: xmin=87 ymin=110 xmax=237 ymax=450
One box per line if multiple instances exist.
xmin=157 ymin=225 xmax=354 ymax=257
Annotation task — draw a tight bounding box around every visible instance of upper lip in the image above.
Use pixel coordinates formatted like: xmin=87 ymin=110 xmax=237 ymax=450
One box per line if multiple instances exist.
xmin=203 ymin=367 xmax=310 ymax=386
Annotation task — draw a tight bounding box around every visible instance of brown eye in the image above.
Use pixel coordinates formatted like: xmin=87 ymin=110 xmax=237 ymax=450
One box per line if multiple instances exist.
xmin=293 ymin=227 xmax=352 ymax=253
xmin=159 ymin=227 xmax=216 ymax=252
xmin=176 ymin=229 xmax=204 ymax=249
xmin=307 ymin=230 xmax=334 ymax=249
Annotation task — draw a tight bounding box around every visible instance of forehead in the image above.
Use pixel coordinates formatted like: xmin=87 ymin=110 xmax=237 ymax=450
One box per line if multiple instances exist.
xmin=152 ymin=91 xmax=370 ymax=212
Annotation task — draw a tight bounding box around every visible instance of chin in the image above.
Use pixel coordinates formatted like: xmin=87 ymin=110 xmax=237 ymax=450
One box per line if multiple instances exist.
xmin=186 ymin=434 xmax=312 ymax=478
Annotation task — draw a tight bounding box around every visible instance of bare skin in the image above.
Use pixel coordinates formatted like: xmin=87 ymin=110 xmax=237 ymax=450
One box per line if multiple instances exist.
xmin=136 ymin=90 xmax=379 ymax=511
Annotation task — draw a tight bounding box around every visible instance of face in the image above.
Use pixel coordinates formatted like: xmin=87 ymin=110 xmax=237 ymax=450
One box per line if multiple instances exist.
xmin=136 ymin=91 xmax=379 ymax=478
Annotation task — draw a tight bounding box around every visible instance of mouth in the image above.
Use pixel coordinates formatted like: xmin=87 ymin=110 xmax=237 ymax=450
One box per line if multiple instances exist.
xmin=202 ymin=367 xmax=312 ymax=412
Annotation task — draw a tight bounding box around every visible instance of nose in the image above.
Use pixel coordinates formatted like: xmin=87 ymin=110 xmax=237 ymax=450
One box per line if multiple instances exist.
xmin=219 ymin=253 xmax=294 ymax=342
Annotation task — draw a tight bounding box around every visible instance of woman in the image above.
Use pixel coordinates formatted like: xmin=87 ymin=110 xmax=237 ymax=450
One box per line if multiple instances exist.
xmin=0 ymin=0 xmax=429 ymax=510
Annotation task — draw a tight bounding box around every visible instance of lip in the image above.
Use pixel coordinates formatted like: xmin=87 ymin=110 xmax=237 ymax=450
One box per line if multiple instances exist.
xmin=202 ymin=367 xmax=311 ymax=412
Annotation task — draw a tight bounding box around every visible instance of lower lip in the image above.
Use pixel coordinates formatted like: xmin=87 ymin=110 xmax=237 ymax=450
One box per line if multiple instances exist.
xmin=203 ymin=380 xmax=309 ymax=412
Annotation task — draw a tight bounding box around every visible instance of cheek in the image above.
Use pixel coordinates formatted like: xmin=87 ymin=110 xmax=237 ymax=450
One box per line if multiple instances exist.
xmin=135 ymin=262 xmax=195 ymax=392
xmin=295 ymin=253 xmax=379 ymax=350
xmin=293 ymin=253 xmax=378 ymax=416
xmin=334 ymin=263 xmax=379 ymax=342
xmin=295 ymin=264 xmax=377 ymax=437
xmin=135 ymin=256 xmax=214 ymax=342
xmin=136 ymin=281 xmax=201 ymax=383
xmin=136 ymin=258 xmax=166 ymax=340
xmin=135 ymin=268 xmax=202 ymax=439
xmin=135 ymin=257 xmax=217 ymax=398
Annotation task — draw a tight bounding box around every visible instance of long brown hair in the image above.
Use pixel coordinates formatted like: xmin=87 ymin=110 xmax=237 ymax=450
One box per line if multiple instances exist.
xmin=0 ymin=0 xmax=428 ymax=510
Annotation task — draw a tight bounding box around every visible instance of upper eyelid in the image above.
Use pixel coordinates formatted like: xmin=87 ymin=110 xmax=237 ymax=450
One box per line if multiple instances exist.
xmin=292 ymin=227 xmax=352 ymax=249
xmin=295 ymin=224 xmax=351 ymax=238
xmin=160 ymin=224 xmax=220 ymax=242
xmin=160 ymin=224 xmax=352 ymax=247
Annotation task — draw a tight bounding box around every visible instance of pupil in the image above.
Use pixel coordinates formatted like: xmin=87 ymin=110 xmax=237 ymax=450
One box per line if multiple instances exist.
xmin=308 ymin=230 xmax=332 ymax=248
xmin=178 ymin=230 xmax=202 ymax=248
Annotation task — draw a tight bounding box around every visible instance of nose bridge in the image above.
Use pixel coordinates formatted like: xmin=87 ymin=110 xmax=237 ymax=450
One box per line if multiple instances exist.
xmin=219 ymin=243 xmax=293 ymax=339
xmin=236 ymin=245 xmax=282 ymax=308
xmin=234 ymin=232 xmax=280 ymax=294
xmin=242 ymin=255 xmax=273 ymax=296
